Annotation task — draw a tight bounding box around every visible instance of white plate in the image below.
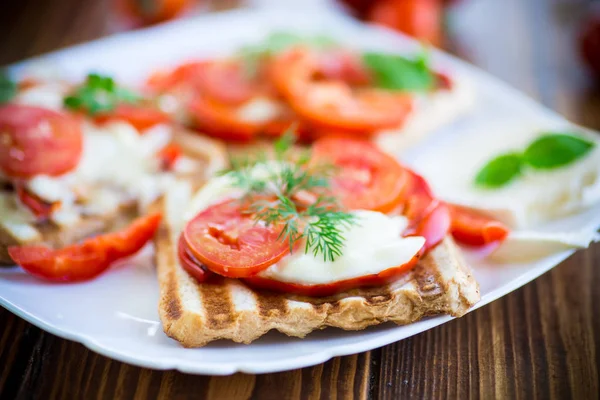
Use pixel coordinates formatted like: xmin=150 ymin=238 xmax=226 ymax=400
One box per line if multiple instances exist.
xmin=1 ymin=8 xmax=599 ymax=375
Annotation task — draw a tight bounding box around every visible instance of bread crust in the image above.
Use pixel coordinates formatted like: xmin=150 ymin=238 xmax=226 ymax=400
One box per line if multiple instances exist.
xmin=155 ymin=193 xmax=480 ymax=347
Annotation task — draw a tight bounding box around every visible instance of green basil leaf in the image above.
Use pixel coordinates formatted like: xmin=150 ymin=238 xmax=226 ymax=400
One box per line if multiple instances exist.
xmin=474 ymin=152 xmax=524 ymax=188
xmin=64 ymin=73 xmax=140 ymax=115
xmin=0 ymin=71 xmax=17 ymax=104
xmin=524 ymin=133 xmax=596 ymax=169
xmin=362 ymin=51 xmax=434 ymax=92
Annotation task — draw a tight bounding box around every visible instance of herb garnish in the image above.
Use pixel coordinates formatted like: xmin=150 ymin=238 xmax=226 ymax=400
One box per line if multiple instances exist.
xmin=63 ymin=73 xmax=141 ymax=115
xmin=475 ymin=132 xmax=596 ymax=188
xmin=362 ymin=48 xmax=434 ymax=92
xmin=224 ymin=128 xmax=357 ymax=262
xmin=0 ymin=70 xmax=17 ymax=104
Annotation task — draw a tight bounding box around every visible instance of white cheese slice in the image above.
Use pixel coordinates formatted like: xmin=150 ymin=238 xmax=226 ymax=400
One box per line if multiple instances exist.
xmin=489 ymin=230 xmax=598 ymax=263
xmin=236 ymin=97 xmax=283 ymax=123
xmin=411 ymin=121 xmax=600 ymax=229
xmin=258 ymin=210 xmax=425 ymax=285
xmin=375 ymin=74 xmax=476 ymax=154
xmin=15 ymin=82 xmax=70 ymax=111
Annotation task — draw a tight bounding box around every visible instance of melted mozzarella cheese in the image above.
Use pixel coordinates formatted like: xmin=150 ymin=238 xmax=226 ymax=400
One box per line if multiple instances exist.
xmin=15 ymin=82 xmax=70 ymax=111
xmin=0 ymin=194 xmax=40 ymax=241
xmin=410 ymin=121 xmax=600 ymax=229
xmin=236 ymin=97 xmax=283 ymax=123
xmin=258 ymin=210 xmax=425 ymax=284
xmin=185 ymin=165 xmax=426 ymax=285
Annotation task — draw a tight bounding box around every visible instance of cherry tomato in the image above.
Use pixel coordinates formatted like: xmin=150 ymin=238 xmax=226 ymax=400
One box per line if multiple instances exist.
xmin=243 ymin=250 xmax=420 ymax=297
xmin=0 ymin=105 xmax=83 ymax=178
xmin=368 ymin=0 xmax=442 ymax=46
xmin=579 ymin=12 xmax=600 ymax=80
xmin=94 ymin=104 xmax=170 ymax=132
xmin=116 ymin=0 xmax=192 ymax=25
xmin=448 ymin=204 xmax=510 ymax=246
xmin=311 ymin=137 xmax=410 ymax=213
xmin=271 ymin=48 xmax=413 ymax=135
xmin=8 ymin=212 xmax=162 ymax=282
xmin=177 ymin=235 xmax=216 ymax=283
xmin=15 ymin=184 xmax=59 ymax=221
xmin=157 ymin=143 xmax=182 ymax=170
xmin=183 ymin=200 xmax=292 ymax=278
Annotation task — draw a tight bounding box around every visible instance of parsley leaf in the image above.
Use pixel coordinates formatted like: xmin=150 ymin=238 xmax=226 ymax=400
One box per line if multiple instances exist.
xmin=63 ymin=73 xmax=141 ymax=115
xmin=524 ymin=133 xmax=595 ymax=169
xmin=362 ymin=50 xmax=434 ymax=92
xmin=474 ymin=152 xmax=523 ymax=188
xmin=0 ymin=70 xmax=17 ymax=104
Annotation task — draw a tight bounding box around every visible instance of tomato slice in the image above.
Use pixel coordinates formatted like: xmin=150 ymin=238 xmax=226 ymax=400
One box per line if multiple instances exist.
xmin=94 ymin=104 xmax=170 ymax=131
xmin=368 ymin=0 xmax=442 ymax=46
xmin=243 ymin=251 xmax=420 ymax=297
xmin=183 ymin=200 xmax=291 ymax=278
xmin=311 ymin=137 xmax=410 ymax=213
xmin=270 ymin=48 xmax=413 ymax=135
xmin=8 ymin=212 xmax=162 ymax=282
xmin=147 ymin=59 xmax=267 ymax=105
xmin=0 ymin=105 xmax=83 ymax=178
xmin=448 ymin=204 xmax=510 ymax=247
xmin=177 ymin=235 xmax=216 ymax=283
xmin=15 ymin=184 xmax=60 ymax=221
xmin=187 ymin=96 xmax=264 ymax=141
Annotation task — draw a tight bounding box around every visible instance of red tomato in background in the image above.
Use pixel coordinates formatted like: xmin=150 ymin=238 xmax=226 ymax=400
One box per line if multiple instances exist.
xmin=367 ymin=0 xmax=442 ymax=46
xmin=0 ymin=105 xmax=83 ymax=178
xmin=580 ymin=12 xmax=600 ymax=80
xmin=115 ymin=0 xmax=193 ymax=26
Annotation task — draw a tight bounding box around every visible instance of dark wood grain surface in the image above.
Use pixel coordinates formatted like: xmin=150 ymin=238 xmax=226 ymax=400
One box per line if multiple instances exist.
xmin=1 ymin=0 xmax=599 ymax=399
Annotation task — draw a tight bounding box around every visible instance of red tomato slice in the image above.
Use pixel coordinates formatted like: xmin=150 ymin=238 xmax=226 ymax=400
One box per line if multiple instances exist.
xmin=177 ymin=235 xmax=216 ymax=283
xmin=157 ymin=143 xmax=182 ymax=170
xmin=0 ymin=105 xmax=83 ymax=178
xmin=311 ymin=137 xmax=410 ymax=213
xmin=368 ymin=0 xmax=442 ymax=46
xmin=116 ymin=0 xmax=192 ymax=25
xmin=8 ymin=212 xmax=162 ymax=282
xmin=243 ymin=251 xmax=420 ymax=297
xmin=183 ymin=200 xmax=291 ymax=278
xmin=188 ymin=96 xmax=263 ymax=141
xmin=448 ymin=204 xmax=510 ymax=247
xmin=94 ymin=104 xmax=170 ymax=131
xmin=147 ymin=59 xmax=266 ymax=105
xmin=270 ymin=48 xmax=413 ymax=135
xmin=15 ymin=184 xmax=60 ymax=221
xmin=195 ymin=60 xmax=265 ymax=105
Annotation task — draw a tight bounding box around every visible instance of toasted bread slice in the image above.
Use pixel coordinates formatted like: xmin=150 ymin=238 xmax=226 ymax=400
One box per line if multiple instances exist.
xmin=156 ymin=181 xmax=480 ymax=347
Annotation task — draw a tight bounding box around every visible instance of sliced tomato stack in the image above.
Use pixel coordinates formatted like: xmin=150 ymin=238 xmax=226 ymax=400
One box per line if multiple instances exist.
xmin=178 ymin=138 xmax=460 ymax=296
xmin=146 ymin=46 xmax=418 ymax=142
xmin=269 ymin=47 xmax=413 ymax=139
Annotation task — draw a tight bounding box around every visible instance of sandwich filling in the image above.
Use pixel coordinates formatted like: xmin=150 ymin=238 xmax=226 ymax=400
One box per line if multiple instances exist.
xmin=177 ymin=136 xmax=453 ymax=296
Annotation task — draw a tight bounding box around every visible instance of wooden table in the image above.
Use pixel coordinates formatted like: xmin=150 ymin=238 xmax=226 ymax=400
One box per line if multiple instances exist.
xmin=1 ymin=0 xmax=599 ymax=398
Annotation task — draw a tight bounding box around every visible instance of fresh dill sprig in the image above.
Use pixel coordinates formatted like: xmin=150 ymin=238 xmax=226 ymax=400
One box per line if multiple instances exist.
xmin=304 ymin=211 xmax=356 ymax=262
xmin=225 ymin=128 xmax=356 ymax=262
